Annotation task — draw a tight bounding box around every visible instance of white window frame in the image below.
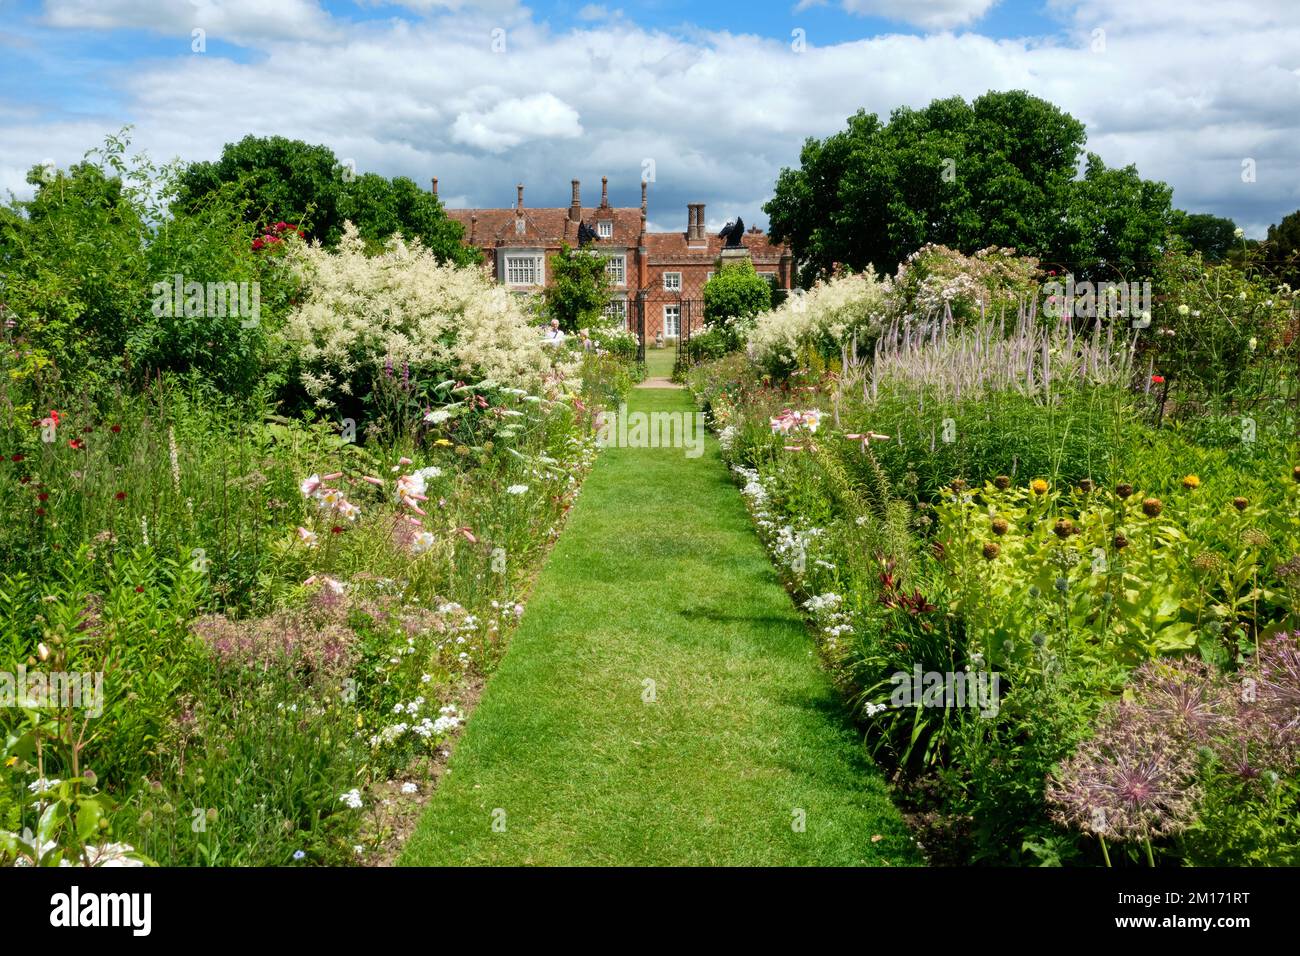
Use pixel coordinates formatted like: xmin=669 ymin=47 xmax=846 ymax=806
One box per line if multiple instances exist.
xmin=604 ymin=253 xmax=626 ymax=286
xmin=597 ymin=221 xmax=613 ymax=239
xmin=604 ymin=297 xmax=628 ymax=329
xmin=759 ymin=271 xmax=778 ymax=287
xmin=504 ymin=254 xmax=542 ymax=287
xmin=663 ymin=303 xmax=680 ymax=338
xmin=706 ymin=271 xmax=714 ymax=282
xmin=663 ymin=271 xmax=682 ymax=292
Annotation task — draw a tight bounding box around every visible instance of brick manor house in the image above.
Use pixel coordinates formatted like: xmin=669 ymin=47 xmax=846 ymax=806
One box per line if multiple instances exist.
xmin=439 ymin=176 xmax=793 ymax=342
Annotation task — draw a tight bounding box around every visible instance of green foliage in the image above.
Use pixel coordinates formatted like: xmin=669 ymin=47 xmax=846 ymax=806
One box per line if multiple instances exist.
xmin=1172 ymin=211 xmax=1239 ymax=263
xmin=175 ymin=135 xmax=477 ymax=265
xmin=1264 ymin=208 xmax=1300 ymax=287
xmin=543 ymin=244 xmax=612 ymax=331
xmin=766 ymin=91 xmax=1174 ymax=283
xmin=702 ymin=258 xmax=771 ymax=348
xmin=1149 ymin=247 xmax=1300 ymax=406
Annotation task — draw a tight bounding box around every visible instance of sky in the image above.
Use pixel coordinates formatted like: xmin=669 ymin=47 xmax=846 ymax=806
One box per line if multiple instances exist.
xmin=1 ymin=0 xmax=1298 ymax=238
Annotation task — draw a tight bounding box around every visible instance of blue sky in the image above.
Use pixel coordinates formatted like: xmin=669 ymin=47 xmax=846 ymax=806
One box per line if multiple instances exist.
xmin=2 ymin=0 xmax=1298 ymax=237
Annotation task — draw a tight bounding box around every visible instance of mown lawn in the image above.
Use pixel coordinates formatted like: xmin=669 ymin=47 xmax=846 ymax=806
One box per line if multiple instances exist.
xmin=400 ymin=387 xmax=919 ymax=866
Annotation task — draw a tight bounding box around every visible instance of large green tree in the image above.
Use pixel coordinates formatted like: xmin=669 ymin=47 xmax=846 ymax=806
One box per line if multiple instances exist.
xmin=175 ymin=135 xmax=477 ymax=265
xmin=1171 ymin=211 xmax=1239 ymax=263
xmin=766 ymin=91 xmax=1174 ymax=282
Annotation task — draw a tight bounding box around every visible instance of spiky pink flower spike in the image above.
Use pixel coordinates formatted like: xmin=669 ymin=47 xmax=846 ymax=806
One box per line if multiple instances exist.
xmin=360 ymin=475 xmax=384 ymax=487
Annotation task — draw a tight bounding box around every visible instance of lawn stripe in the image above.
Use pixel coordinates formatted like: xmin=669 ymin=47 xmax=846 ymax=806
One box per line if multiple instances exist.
xmin=399 ymin=385 xmax=919 ymax=866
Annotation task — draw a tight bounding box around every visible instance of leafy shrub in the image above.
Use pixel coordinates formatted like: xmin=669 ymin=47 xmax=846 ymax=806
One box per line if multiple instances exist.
xmin=888 ymin=243 xmax=1041 ymax=323
xmin=746 ymin=269 xmax=891 ymax=377
xmin=283 ymin=223 xmax=559 ymax=409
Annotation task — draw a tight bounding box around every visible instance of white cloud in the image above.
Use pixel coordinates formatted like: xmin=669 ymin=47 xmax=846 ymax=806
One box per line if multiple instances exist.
xmin=451 ymin=93 xmax=583 ymax=152
xmin=798 ymin=0 xmax=999 ymax=31
xmin=5 ymin=1 xmax=1300 ymax=239
xmin=42 ymin=0 xmax=340 ymax=44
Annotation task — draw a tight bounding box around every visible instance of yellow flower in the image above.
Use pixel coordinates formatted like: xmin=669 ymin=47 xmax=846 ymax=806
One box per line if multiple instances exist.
xmin=1030 ymin=479 xmax=1049 ymax=495
xmin=434 ymin=438 xmax=452 ymax=447
xmin=3 ymin=756 xmax=17 ymax=768
xmin=1182 ymin=474 xmax=1201 ymax=490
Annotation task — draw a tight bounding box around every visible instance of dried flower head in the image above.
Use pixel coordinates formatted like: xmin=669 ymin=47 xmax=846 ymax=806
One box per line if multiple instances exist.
xmin=1241 ymin=528 xmax=1270 ymax=550
xmin=1053 ymin=518 xmax=1076 ymax=539
xmin=982 ymin=541 xmax=1001 ymax=561
xmin=991 ymin=517 xmax=1009 ymax=536
xmin=1232 ymin=496 xmax=1249 ymax=511
xmin=1115 ymin=483 xmax=1134 ymax=499
xmin=993 ymin=475 xmax=1011 ymax=490
xmin=1113 ymin=532 xmax=1129 ymax=550
xmin=1141 ymin=497 xmax=1163 ymax=517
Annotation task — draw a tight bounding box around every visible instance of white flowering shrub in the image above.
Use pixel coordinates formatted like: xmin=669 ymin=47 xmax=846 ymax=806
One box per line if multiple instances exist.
xmin=746 ymin=269 xmax=891 ymax=377
xmin=285 ymin=223 xmax=556 ymax=407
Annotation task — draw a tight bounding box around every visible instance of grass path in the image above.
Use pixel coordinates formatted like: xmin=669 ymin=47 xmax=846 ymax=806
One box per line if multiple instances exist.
xmin=399 ymin=386 xmax=918 ymax=866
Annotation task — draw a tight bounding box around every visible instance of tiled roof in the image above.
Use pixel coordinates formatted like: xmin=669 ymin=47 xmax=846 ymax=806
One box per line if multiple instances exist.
xmin=445 ymin=207 xmax=644 ymax=247
xmin=644 ymin=230 xmax=788 ymax=263
xmin=445 ymin=207 xmax=790 ymax=261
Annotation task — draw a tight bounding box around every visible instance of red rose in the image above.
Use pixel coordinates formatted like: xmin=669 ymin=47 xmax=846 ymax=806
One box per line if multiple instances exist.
xmin=252 ymin=238 xmax=265 ymax=250
xmin=274 ymin=221 xmax=289 ymax=232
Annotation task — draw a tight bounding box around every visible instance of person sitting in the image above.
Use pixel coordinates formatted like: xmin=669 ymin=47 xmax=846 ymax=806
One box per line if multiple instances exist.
xmin=543 ymin=319 xmax=566 ymax=346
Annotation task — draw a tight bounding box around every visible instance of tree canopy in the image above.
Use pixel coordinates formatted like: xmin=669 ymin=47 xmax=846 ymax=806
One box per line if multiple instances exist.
xmin=175 ymin=134 xmax=478 ymax=265
xmin=765 ymin=91 xmax=1181 ymax=282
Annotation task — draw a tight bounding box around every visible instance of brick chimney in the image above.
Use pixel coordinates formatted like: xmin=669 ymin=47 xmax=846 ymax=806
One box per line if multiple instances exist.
xmin=687 ymin=203 xmax=706 ymax=242
xmin=601 ymin=176 xmax=609 ymax=209
xmin=640 ymin=180 xmax=647 ymax=213
xmin=469 ymin=214 xmax=477 ymax=242
xmin=570 ymin=179 xmax=581 ymax=222
xmin=431 ymin=177 xmax=438 ymax=196
xmin=516 ymin=183 xmax=524 ymax=210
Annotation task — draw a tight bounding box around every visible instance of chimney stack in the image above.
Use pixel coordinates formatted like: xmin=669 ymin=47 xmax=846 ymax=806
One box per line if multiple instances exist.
xmin=640 ymin=180 xmax=647 ymax=212
xmin=687 ymin=203 xmax=706 ymax=241
xmin=516 ymin=183 xmax=524 ymax=209
xmin=431 ymin=177 xmax=438 ymax=196
xmin=570 ymin=179 xmax=581 ymax=222
xmin=469 ymin=214 xmax=477 ymax=242
xmin=601 ymin=176 xmax=609 ymax=209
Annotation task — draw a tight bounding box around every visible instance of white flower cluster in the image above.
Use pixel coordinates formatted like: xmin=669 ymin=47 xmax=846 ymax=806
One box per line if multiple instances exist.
xmin=285 ymin=223 xmax=569 ymax=408
xmin=747 ymin=270 xmax=890 ymax=371
xmin=717 ymin=425 xmax=737 ymax=454
xmin=370 ymin=699 xmax=463 ymax=749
